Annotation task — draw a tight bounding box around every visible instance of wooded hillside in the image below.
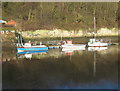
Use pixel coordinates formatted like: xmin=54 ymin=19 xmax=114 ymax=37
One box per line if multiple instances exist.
xmin=2 ymin=2 xmax=118 ymax=31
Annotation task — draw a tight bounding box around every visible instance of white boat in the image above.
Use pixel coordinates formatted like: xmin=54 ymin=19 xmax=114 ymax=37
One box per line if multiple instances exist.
xmin=87 ymin=39 xmax=108 ymax=47
xmin=61 ymin=40 xmax=86 ymax=49
xmin=87 ymin=16 xmax=108 ymax=47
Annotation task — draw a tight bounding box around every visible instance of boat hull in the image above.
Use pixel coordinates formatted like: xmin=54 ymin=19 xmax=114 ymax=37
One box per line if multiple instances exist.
xmin=62 ymin=47 xmax=85 ymax=51
xmin=87 ymin=43 xmax=108 ymax=47
xmin=17 ymin=47 xmax=48 ymax=52
xmin=17 ymin=50 xmax=48 ymax=54
xmin=61 ymin=44 xmax=86 ymax=49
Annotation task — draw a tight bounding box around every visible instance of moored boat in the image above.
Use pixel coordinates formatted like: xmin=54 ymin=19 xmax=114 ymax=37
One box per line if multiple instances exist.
xmin=61 ymin=40 xmax=86 ymax=49
xmin=16 ymin=33 xmax=48 ymax=52
xmin=17 ymin=44 xmax=48 ymax=52
xmin=87 ymin=16 xmax=108 ymax=47
xmin=87 ymin=39 xmax=108 ymax=47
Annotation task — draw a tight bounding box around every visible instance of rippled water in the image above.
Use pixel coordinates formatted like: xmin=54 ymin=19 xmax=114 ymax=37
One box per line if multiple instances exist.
xmin=2 ymin=37 xmax=119 ymax=89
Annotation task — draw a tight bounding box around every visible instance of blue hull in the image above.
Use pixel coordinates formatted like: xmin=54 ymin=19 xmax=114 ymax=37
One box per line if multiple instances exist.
xmin=17 ymin=47 xmax=48 ymax=51
xmin=17 ymin=50 xmax=48 ymax=54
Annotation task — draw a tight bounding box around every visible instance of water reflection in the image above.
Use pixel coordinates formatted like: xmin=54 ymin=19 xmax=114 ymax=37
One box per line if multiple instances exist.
xmin=2 ymin=45 xmax=118 ymax=89
xmin=87 ymin=47 xmax=108 ymax=77
xmin=88 ymin=47 xmax=108 ymax=51
xmin=17 ymin=50 xmax=48 ymax=59
xmin=61 ymin=47 xmax=85 ymax=56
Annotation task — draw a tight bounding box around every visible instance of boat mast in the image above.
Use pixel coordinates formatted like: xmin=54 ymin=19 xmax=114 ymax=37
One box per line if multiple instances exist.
xmin=18 ymin=32 xmax=23 ymax=46
xmin=93 ymin=10 xmax=96 ymax=39
xmin=20 ymin=33 xmax=23 ymax=46
xmin=61 ymin=30 xmax=63 ymax=41
xmin=17 ymin=33 xmax=20 ymax=46
xmin=94 ymin=16 xmax=96 ymax=39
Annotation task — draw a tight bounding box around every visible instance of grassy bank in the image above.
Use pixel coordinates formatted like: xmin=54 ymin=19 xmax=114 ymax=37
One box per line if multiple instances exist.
xmin=1 ymin=27 xmax=118 ymax=44
xmin=22 ymin=28 xmax=118 ymax=39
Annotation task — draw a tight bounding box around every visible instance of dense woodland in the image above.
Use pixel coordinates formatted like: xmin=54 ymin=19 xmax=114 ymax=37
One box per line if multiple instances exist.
xmin=2 ymin=2 xmax=118 ymax=31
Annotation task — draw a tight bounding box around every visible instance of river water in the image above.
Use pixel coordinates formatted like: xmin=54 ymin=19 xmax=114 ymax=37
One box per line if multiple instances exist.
xmin=2 ymin=37 xmax=119 ymax=89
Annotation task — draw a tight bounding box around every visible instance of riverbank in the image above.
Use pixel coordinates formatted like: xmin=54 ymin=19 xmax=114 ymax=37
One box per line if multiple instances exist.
xmin=22 ymin=28 xmax=118 ymax=38
xmin=1 ymin=27 xmax=118 ymax=44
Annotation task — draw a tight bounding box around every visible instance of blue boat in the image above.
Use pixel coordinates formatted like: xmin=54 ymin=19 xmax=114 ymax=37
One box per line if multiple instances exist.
xmin=17 ymin=32 xmax=48 ymax=52
xmin=17 ymin=46 xmax=48 ymax=52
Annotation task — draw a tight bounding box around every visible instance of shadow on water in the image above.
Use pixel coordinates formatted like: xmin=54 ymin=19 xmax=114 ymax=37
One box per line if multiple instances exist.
xmin=2 ymin=38 xmax=119 ymax=89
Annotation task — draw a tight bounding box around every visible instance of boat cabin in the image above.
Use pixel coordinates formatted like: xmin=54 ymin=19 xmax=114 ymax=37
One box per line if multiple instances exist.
xmin=66 ymin=40 xmax=72 ymax=44
xmin=24 ymin=42 xmax=32 ymax=47
xmin=89 ymin=39 xmax=100 ymax=44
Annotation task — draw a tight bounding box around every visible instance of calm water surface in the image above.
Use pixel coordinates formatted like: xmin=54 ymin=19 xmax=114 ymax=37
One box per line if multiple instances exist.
xmin=2 ymin=37 xmax=118 ymax=89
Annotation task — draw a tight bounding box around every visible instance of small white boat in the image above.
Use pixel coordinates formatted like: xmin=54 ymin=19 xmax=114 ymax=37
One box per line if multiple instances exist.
xmin=87 ymin=39 xmax=108 ymax=47
xmin=61 ymin=40 xmax=86 ymax=49
xmin=87 ymin=16 xmax=108 ymax=47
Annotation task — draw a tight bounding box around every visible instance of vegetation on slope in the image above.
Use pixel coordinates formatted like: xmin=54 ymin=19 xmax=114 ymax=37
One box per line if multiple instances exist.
xmin=2 ymin=2 xmax=118 ymax=31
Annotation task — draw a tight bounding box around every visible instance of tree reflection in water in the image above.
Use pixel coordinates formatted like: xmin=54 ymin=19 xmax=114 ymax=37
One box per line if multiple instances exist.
xmin=2 ymin=45 xmax=118 ymax=89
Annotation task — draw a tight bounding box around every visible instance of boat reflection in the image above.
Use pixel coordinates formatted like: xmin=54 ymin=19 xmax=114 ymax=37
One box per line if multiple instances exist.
xmin=62 ymin=47 xmax=85 ymax=51
xmin=17 ymin=50 xmax=48 ymax=59
xmin=61 ymin=47 xmax=85 ymax=56
xmin=62 ymin=50 xmax=74 ymax=56
xmin=88 ymin=47 xmax=108 ymax=51
xmin=24 ymin=54 xmax=32 ymax=59
xmin=87 ymin=47 xmax=108 ymax=77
